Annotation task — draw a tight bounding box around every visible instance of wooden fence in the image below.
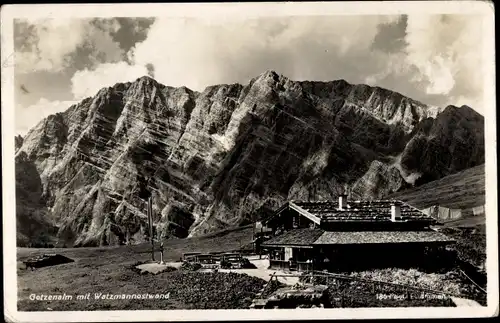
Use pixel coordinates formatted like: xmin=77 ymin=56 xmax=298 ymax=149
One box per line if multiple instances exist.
xmin=183 ymin=252 xmax=243 ymax=266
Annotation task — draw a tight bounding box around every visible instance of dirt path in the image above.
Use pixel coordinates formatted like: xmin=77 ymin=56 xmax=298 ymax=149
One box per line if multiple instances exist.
xmin=213 ymin=258 xmax=300 ymax=285
xmin=215 ymin=268 xmax=300 ymax=285
xmin=136 ymin=261 xmax=183 ymax=274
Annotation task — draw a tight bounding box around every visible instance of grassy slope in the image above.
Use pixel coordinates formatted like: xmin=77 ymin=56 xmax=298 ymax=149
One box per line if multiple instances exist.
xmin=389 ymin=165 xmax=487 ymax=281
xmin=388 ymin=164 xmax=485 ymax=210
xmin=17 ymin=225 xmax=256 ymax=311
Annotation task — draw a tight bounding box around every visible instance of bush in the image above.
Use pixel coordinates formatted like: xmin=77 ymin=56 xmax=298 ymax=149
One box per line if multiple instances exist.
xmin=166 ymin=271 xmax=266 ymax=309
xmin=164 ymin=266 xmax=178 ymax=272
xmin=180 ymin=262 xmax=202 ymax=271
xmin=261 ymin=279 xmax=285 ymax=298
xmin=324 ymin=274 xmax=456 ymax=308
xmin=239 ymin=258 xmax=256 ymax=269
xmin=349 ymin=268 xmax=462 ymax=295
xmin=220 ymin=259 xmax=232 ymax=269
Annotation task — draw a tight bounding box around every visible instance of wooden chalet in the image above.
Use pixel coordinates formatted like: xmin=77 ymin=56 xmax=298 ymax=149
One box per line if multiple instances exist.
xmin=260 ymin=195 xmax=456 ymax=272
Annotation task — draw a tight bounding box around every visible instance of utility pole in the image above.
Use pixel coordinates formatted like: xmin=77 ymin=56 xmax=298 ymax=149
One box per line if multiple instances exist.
xmin=259 ymin=225 xmax=263 ymax=259
xmin=252 ymin=212 xmax=256 ymax=254
xmin=147 ymin=195 xmax=155 ymax=262
xmin=160 ymin=241 xmax=165 ymax=265
xmin=137 ymin=174 xmax=156 ymax=263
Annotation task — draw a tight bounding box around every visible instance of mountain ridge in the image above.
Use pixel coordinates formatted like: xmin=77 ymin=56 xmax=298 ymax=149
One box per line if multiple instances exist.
xmin=15 ymin=71 xmax=485 ymax=247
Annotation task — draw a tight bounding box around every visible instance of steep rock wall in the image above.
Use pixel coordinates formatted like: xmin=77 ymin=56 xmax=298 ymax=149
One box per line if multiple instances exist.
xmin=15 ymin=71 xmax=485 ymax=246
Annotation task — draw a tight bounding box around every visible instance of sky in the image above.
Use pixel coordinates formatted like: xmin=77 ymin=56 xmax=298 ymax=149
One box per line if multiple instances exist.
xmin=13 ymin=14 xmax=485 ymax=135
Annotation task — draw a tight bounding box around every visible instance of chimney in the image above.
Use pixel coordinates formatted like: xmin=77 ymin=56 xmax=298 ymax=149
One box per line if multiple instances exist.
xmin=391 ymin=202 xmax=401 ymax=221
xmin=338 ymin=194 xmax=348 ymax=210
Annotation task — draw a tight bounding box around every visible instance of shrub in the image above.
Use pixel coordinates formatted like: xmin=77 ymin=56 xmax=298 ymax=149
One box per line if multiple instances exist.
xmin=261 ymin=279 xmax=285 ymax=298
xmin=180 ymin=261 xmax=202 ymax=271
xmin=349 ymin=268 xmax=463 ymax=295
xmin=167 ymin=271 xmax=266 ymax=309
xmin=220 ymin=259 xmax=232 ymax=269
xmin=163 ymin=266 xmax=178 ymax=272
xmin=239 ymin=258 xmax=256 ymax=269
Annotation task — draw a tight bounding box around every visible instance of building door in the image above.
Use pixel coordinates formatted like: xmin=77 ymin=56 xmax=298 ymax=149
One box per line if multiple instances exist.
xmin=284 ymin=247 xmax=293 ymax=261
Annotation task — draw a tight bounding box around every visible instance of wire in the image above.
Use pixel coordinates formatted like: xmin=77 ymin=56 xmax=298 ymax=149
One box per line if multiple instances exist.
xmin=458 ymin=268 xmax=487 ymax=294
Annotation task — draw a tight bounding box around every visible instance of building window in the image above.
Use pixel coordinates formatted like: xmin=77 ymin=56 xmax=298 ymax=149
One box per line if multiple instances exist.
xmin=270 ymin=249 xmax=285 ymax=261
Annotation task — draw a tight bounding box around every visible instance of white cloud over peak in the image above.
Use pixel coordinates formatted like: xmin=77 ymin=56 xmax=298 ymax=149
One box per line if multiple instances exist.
xmin=89 ymin=14 xmax=484 ymax=113
xmin=16 ymin=99 xmax=78 ymax=136
xmin=71 ymin=62 xmax=149 ymax=100
xmin=128 ymin=16 xmax=401 ymax=90
xmin=14 ymin=14 xmax=488 ymax=135
xmin=404 ymin=15 xmax=483 ymax=103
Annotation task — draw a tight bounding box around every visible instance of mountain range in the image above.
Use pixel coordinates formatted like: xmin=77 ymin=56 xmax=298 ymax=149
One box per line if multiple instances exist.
xmin=15 ymin=71 xmax=485 ymax=247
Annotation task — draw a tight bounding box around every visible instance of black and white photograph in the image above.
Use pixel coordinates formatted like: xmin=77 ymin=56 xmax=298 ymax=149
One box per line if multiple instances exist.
xmin=1 ymin=2 xmax=497 ymax=322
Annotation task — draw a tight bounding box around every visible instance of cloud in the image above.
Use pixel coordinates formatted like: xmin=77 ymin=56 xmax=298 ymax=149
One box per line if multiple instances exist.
xmin=368 ymin=15 xmax=484 ymax=112
xmin=15 ymin=15 xmax=486 ymax=136
xmin=126 ymin=16 xmax=402 ymax=90
xmin=16 ymin=99 xmax=78 ymax=136
xmin=123 ymin=14 xmax=484 ymax=113
xmin=71 ymin=62 xmax=149 ymax=100
xmin=404 ymin=15 xmax=483 ymax=101
xmin=112 ymin=18 xmax=156 ymax=54
xmin=145 ymin=63 xmax=155 ymax=78
xmin=14 ymin=18 xmax=157 ymax=136
xmin=14 ymin=18 xmax=125 ymax=74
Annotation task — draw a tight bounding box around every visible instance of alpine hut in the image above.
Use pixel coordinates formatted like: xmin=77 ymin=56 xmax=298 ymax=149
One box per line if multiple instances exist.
xmin=261 ymin=195 xmax=456 ymax=272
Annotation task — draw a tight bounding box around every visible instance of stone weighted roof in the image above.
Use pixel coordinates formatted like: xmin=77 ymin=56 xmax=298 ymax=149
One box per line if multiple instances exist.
xmin=292 ymin=200 xmax=436 ymax=224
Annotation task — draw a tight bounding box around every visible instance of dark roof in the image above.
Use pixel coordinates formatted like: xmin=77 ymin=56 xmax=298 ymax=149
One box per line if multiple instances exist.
xmin=261 ymin=228 xmax=455 ymax=247
xmin=292 ymin=200 xmax=436 ymax=224
xmin=261 ymin=228 xmax=325 ymax=247
xmin=313 ymin=230 xmax=455 ymax=245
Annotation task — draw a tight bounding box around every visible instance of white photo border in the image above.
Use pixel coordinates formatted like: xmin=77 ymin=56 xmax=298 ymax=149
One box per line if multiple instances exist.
xmin=1 ymin=1 xmax=497 ymax=321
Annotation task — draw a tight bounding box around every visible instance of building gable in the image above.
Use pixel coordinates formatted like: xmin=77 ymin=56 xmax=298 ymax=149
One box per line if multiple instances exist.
xmin=289 ymin=202 xmax=321 ymax=224
xmin=263 ymin=201 xmax=320 ymax=229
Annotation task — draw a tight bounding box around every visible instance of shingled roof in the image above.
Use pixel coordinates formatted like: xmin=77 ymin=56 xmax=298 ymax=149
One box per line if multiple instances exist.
xmin=291 ymin=200 xmax=436 ymax=224
xmin=261 ymin=228 xmax=455 ymax=247
xmin=313 ymin=230 xmax=455 ymax=245
xmin=261 ymin=228 xmax=325 ymax=248
xmin=260 ymin=199 xmax=453 ymax=248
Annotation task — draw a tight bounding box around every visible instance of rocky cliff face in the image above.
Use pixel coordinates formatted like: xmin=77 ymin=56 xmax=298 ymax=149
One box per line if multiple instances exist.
xmin=15 ymin=71 xmax=485 ymax=246
xmin=15 ymin=151 xmax=58 ymax=246
xmin=15 ymin=135 xmax=24 ymax=152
